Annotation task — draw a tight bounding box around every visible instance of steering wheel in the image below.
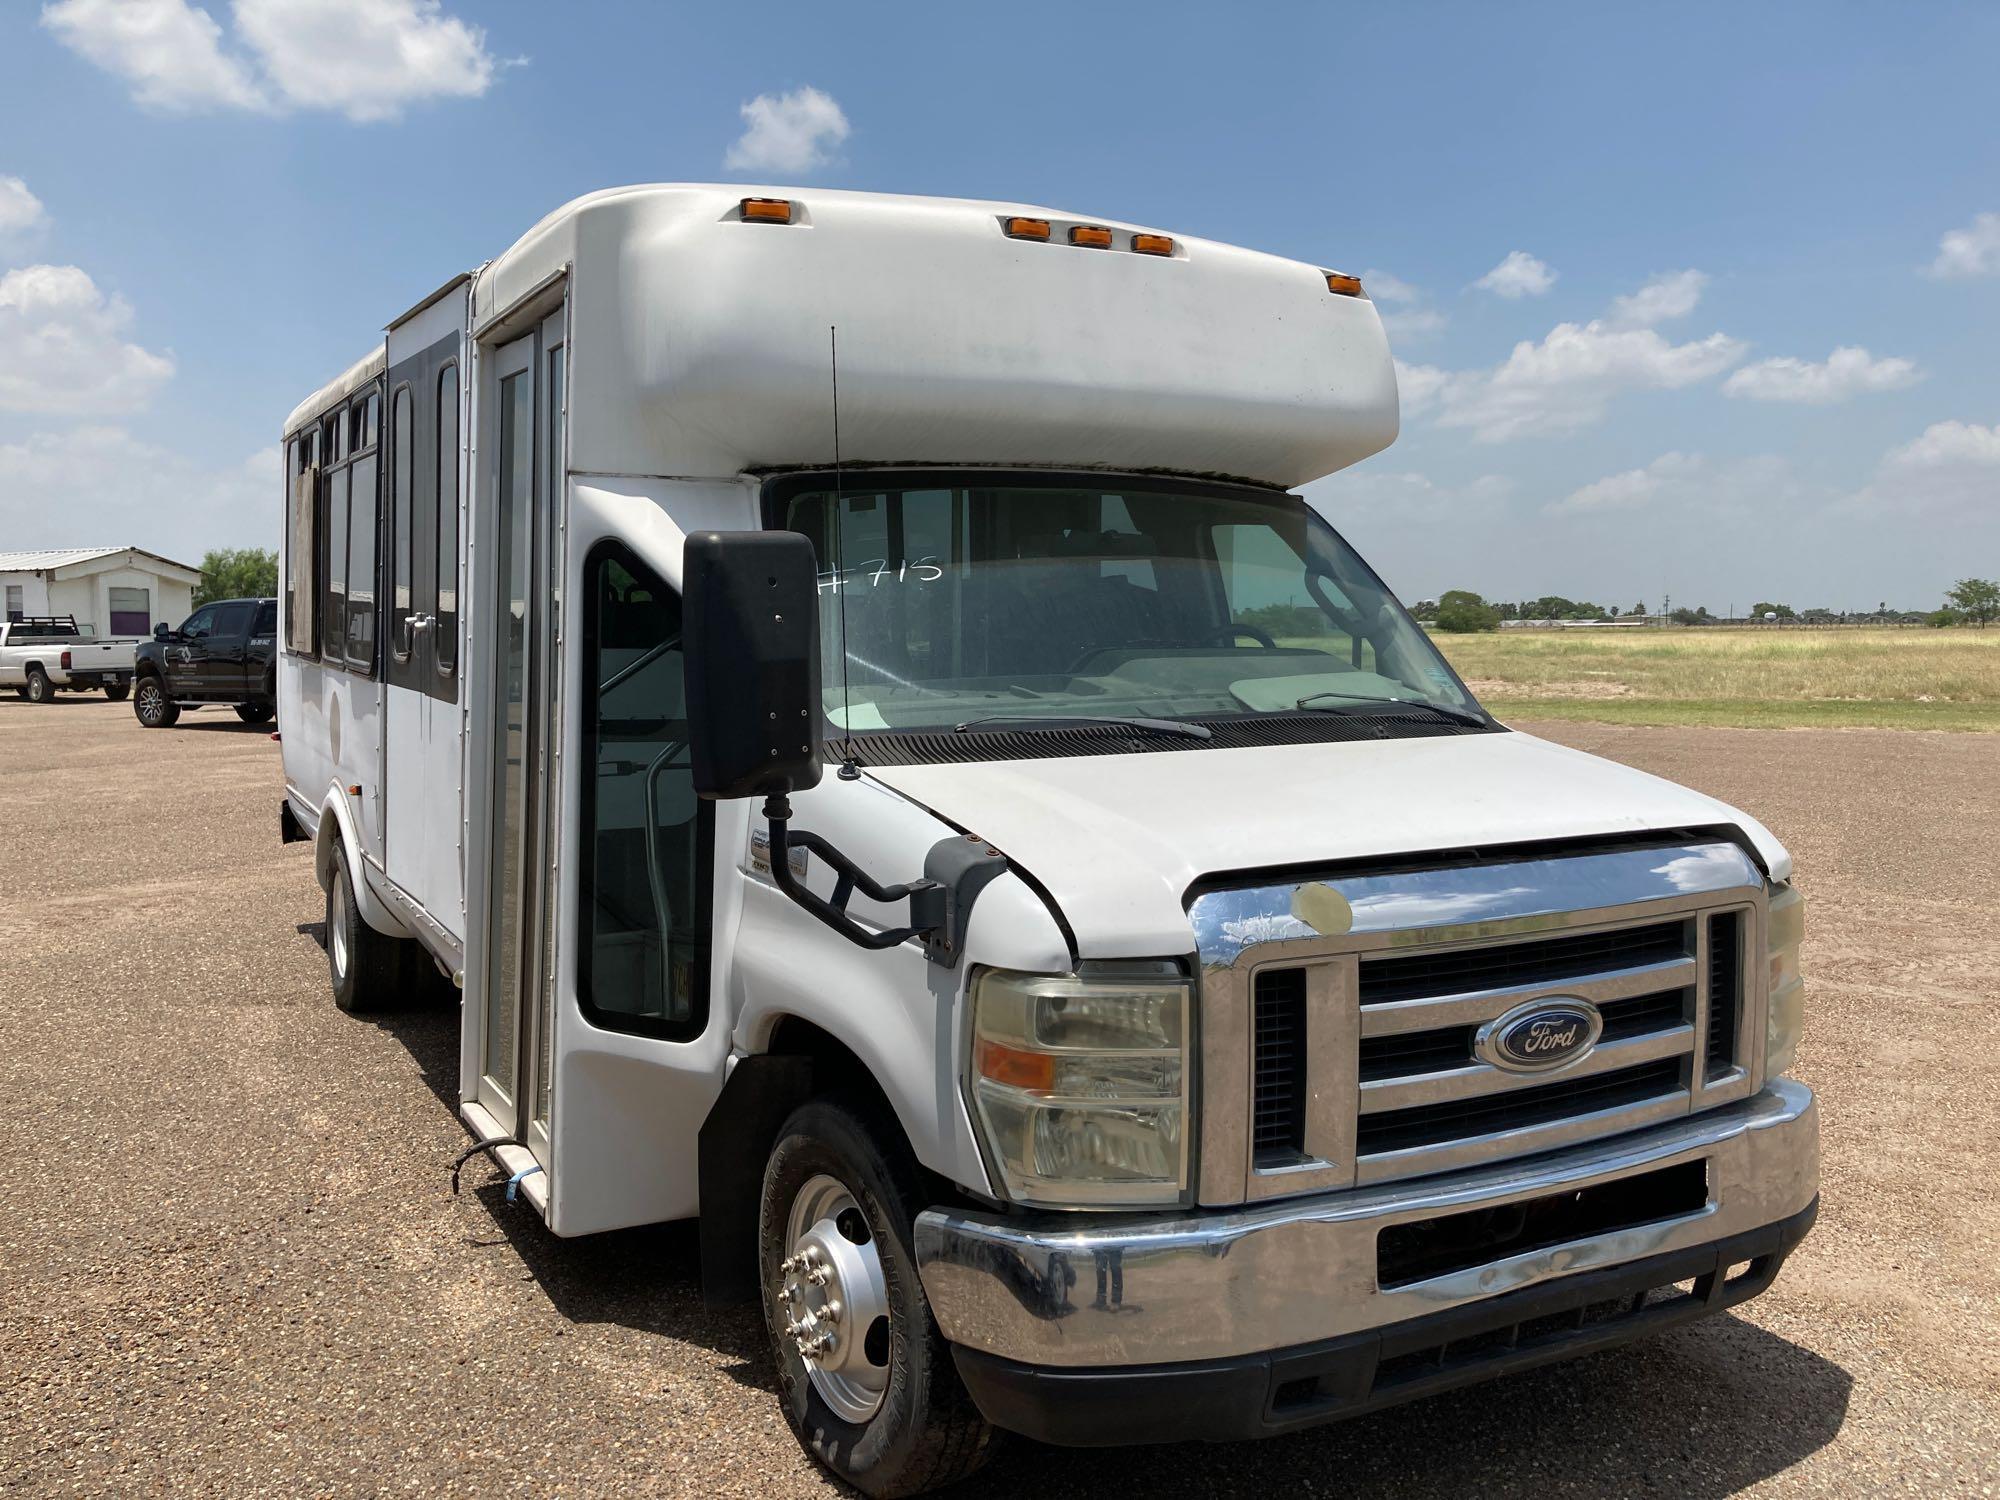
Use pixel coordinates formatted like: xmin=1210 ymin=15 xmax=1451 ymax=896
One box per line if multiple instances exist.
xmin=1209 ymin=624 xmax=1278 ymax=649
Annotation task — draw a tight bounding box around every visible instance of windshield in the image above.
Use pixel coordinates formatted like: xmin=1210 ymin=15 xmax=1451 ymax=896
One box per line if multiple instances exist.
xmin=778 ymin=477 xmax=1481 ymax=735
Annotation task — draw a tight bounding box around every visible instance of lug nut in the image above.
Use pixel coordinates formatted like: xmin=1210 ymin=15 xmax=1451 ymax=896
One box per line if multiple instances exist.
xmin=822 ymin=1299 xmax=842 ymax=1325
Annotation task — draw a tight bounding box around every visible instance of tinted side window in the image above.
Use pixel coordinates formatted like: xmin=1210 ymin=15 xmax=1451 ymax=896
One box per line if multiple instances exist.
xmin=391 ymin=385 xmax=413 ymax=658
xmin=181 ymin=605 xmax=218 ymax=639
xmin=577 ymin=547 xmax=709 ymax=1041
xmin=254 ymin=601 xmax=278 ymax=635
xmin=436 ymin=363 xmax=460 ymax=675
xmin=213 ymin=602 xmax=254 ymax=639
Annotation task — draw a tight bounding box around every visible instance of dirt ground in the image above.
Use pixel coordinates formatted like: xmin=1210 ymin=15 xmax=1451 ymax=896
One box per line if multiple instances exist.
xmin=3 ymin=696 xmax=1996 ymax=1497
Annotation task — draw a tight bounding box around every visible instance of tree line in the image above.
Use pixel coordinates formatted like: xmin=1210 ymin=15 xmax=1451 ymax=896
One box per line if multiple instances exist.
xmin=1407 ymin=580 xmax=2000 ymax=633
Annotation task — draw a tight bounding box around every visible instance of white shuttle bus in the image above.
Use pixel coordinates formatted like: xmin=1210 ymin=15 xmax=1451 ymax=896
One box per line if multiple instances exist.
xmin=278 ymin=185 xmax=1817 ymax=1495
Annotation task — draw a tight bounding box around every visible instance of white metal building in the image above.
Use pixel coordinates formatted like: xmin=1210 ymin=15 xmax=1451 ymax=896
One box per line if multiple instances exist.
xmin=0 ymin=547 xmax=201 ymax=635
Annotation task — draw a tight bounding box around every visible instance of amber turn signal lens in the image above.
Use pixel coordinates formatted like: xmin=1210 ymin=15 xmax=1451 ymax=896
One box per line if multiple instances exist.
xmin=1069 ymin=224 xmax=1114 ymax=249
xmin=1005 ymin=216 xmax=1051 ymax=241
xmin=1132 ymin=233 xmax=1174 ymax=256
xmin=741 ymin=197 xmax=793 ymax=224
xmin=1326 ymin=272 xmax=1364 ymax=296
xmin=977 ymin=1038 xmax=1058 ymax=1092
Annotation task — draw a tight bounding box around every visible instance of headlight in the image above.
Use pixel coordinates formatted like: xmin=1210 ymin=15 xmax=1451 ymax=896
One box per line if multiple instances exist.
xmin=1766 ymin=883 xmax=1806 ymax=1077
xmin=967 ymin=963 xmax=1191 ymax=1208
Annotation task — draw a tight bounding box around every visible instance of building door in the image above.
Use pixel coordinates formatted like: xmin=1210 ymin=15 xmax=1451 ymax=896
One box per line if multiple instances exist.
xmin=476 ymin=310 xmax=564 ymax=1151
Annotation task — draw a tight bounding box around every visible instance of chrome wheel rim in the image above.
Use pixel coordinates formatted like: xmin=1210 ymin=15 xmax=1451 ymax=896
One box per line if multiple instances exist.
xmin=329 ymin=868 xmax=350 ymax=979
xmin=778 ymin=1173 xmax=892 ymax=1424
xmin=137 ymin=680 xmax=161 ymax=720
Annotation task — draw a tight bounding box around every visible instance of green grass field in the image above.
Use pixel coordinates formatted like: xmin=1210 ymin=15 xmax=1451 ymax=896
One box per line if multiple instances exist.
xmin=1422 ymin=626 xmax=2000 ymax=731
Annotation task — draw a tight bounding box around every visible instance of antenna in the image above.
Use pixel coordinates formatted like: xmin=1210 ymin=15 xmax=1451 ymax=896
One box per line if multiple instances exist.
xmin=830 ymin=326 xmax=860 ymax=780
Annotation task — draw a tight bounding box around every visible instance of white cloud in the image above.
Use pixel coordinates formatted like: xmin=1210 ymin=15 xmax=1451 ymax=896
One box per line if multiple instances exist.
xmin=1547 ymin=451 xmax=1800 ymax=518
xmin=1363 ymin=268 xmax=1447 ymax=341
xmin=1847 ymin=419 xmax=2000 ymax=516
xmin=0 ymin=265 xmax=175 ymax=415
xmin=1929 ymin=212 xmax=2000 ymax=279
xmin=1723 ymin=346 xmax=1922 ymax=404
xmin=41 ymin=0 xmax=269 ymax=112
xmin=1314 ymin=468 xmax=1516 ymax=521
xmin=1609 ymin=269 xmax=1706 ymax=327
xmin=233 ymin=0 xmax=497 ymax=123
xmin=1394 ymin=359 xmax=1449 ymax=417
xmin=1473 ymin=250 xmax=1556 ymax=299
xmin=0 ymin=427 xmax=278 ymax=554
xmin=724 ymin=86 xmax=850 ymax=174
xmin=41 ymin=0 xmax=501 ymax=122
xmin=1435 ymin=318 xmax=1746 ymax=443
xmin=0 ymin=175 xmax=49 ymax=237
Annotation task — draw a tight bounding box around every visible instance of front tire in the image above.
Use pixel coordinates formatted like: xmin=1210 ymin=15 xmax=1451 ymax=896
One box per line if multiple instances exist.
xmin=24 ymin=666 xmax=51 ymax=704
xmin=759 ymin=1099 xmax=992 ymax=1498
xmin=104 ymin=682 xmax=129 ymax=702
xmin=133 ymin=675 xmax=179 ymax=727
xmin=235 ymin=701 xmax=274 ymax=724
xmin=325 ymin=844 xmax=411 ymax=1012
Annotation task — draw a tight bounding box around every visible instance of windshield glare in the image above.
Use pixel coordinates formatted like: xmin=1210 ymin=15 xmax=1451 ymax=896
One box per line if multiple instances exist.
xmin=781 ymin=479 xmax=1477 ymax=733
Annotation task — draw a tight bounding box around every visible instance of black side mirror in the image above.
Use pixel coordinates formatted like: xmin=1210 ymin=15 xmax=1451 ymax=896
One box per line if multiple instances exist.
xmin=154 ymin=623 xmax=169 ymax=641
xmin=682 ymin=528 xmax=946 ymax=954
xmin=682 ymin=530 xmax=824 ymax=801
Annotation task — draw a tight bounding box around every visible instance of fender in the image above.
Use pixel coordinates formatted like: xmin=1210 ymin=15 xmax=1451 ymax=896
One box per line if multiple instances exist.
xmin=313 ymin=787 xmax=413 ymax=940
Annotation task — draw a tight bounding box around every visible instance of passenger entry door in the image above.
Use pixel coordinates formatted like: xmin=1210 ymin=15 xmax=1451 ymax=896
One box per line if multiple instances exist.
xmin=473 ymin=311 xmax=564 ymax=1155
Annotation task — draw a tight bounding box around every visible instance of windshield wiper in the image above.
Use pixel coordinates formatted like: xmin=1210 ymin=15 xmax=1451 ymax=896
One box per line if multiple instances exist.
xmin=1293 ymin=691 xmax=1488 ymax=728
xmin=953 ymin=714 xmax=1212 ymax=740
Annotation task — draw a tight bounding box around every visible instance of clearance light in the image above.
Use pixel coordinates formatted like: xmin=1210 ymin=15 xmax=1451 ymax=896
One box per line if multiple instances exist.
xmin=1005 ymin=216 xmax=1051 ymax=241
xmin=741 ymin=197 xmax=793 ymax=224
xmin=1326 ymin=271 xmax=1365 ymax=296
xmin=1069 ymin=224 xmax=1114 ymax=249
xmin=1132 ymin=233 xmax=1174 ymax=256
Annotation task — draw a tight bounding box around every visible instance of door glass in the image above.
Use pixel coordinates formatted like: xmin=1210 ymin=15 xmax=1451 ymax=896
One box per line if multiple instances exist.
xmin=533 ymin=343 xmax=566 ymax=1131
xmin=485 ymin=368 xmax=535 ymax=1096
xmin=436 ymin=365 xmax=460 ymax=677
xmin=578 ymin=548 xmax=708 ymax=1039
xmin=213 ymin=603 xmax=254 ymax=638
xmin=391 ymin=387 xmax=413 ymax=657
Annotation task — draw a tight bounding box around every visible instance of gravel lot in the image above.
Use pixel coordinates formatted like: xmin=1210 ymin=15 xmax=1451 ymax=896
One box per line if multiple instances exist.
xmin=3 ymin=697 xmax=1996 ymax=1497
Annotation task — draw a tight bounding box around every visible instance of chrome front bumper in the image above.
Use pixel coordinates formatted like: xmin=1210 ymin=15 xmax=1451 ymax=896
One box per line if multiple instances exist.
xmin=915 ymin=1079 xmax=1817 ymax=1369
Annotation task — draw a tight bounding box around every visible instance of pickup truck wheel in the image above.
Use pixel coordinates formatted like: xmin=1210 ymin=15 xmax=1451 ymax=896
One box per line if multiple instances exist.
xmin=235 ymin=701 xmax=274 ymax=724
xmin=760 ymin=1099 xmax=992 ymax=1498
xmin=134 ymin=676 xmax=179 ymax=727
xmin=23 ymin=666 xmax=51 ymax=704
xmin=103 ymin=682 xmax=129 ymax=702
xmin=325 ymin=849 xmax=408 ymax=1012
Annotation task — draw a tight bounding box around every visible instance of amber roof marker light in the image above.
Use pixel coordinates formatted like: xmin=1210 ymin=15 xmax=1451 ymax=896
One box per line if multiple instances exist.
xmin=741 ymin=197 xmax=793 ymax=224
xmin=1132 ymin=233 xmax=1175 ymax=256
xmin=1005 ymin=216 xmax=1052 ymax=241
xmin=1069 ymin=225 xmax=1114 ymax=249
xmin=1326 ymin=271 xmax=1365 ymax=296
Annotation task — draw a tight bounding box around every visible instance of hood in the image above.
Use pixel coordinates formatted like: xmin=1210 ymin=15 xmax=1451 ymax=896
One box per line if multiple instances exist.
xmin=867 ymin=729 xmax=1788 ymax=958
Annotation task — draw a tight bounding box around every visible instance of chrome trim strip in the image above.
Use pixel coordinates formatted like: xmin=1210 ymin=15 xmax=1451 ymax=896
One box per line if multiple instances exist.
xmin=1358 ymin=955 xmax=1697 ymax=1037
xmin=1358 ymin=1026 xmax=1694 ymax=1113
xmin=916 ymin=1080 xmax=1817 ymax=1368
xmin=1356 ymin=1090 xmax=1690 ymax=1185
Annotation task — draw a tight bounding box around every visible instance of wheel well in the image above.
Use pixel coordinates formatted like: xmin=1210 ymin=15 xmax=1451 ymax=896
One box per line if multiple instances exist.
xmin=696 ymin=1016 xmax=923 ymax=1309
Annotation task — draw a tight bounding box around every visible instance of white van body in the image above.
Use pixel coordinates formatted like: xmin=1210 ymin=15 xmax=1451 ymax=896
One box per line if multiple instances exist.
xmin=277 ymin=186 xmax=1815 ymax=1492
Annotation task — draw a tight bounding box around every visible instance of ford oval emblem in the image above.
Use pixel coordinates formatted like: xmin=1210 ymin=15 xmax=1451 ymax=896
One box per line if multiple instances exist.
xmin=1475 ymin=998 xmax=1603 ymax=1074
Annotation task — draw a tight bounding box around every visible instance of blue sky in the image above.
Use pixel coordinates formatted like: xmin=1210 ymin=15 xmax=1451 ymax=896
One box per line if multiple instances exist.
xmin=2 ymin=0 xmax=1996 ymax=612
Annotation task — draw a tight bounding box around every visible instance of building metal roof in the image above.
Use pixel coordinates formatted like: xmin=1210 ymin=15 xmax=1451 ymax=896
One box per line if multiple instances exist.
xmin=0 ymin=546 xmax=204 ymax=577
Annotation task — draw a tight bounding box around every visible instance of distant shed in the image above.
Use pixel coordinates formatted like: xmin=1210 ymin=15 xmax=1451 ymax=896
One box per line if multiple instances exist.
xmin=0 ymin=547 xmax=202 ymax=635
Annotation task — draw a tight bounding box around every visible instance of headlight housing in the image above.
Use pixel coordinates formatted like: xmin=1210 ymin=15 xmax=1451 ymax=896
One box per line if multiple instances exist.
xmin=1766 ymin=883 xmax=1806 ymax=1077
xmin=966 ymin=962 xmax=1191 ymax=1208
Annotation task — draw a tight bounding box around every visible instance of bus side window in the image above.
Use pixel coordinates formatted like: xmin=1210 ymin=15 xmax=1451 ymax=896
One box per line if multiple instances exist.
xmin=436 ymin=363 xmax=460 ymax=678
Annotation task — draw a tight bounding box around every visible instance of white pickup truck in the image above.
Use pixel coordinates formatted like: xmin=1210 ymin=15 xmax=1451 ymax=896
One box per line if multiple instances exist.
xmin=0 ymin=616 xmax=141 ymax=702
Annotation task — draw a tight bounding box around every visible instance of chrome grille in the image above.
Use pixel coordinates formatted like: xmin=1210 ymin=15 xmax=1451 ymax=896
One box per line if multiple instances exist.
xmin=1190 ymin=839 xmax=1770 ymax=1206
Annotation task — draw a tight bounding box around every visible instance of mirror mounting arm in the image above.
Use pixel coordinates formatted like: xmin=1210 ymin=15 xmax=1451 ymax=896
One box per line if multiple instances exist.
xmin=763 ymin=793 xmax=946 ymax=951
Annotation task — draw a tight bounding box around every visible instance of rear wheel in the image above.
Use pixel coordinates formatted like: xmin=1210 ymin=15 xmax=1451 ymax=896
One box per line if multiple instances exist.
xmin=760 ymin=1099 xmax=992 ymax=1498
xmin=133 ymin=675 xmax=179 ymax=727
xmin=23 ymin=666 xmax=51 ymax=704
xmin=235 ymin=701 xmax=274 ymax=724
xmin=103 ymin=682 xmax=129 ymax=702
xmin=325 ymin=844 xmax=412 ymax=1012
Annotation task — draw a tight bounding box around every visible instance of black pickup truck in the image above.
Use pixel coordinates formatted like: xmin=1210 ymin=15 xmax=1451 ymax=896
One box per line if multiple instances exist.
xmin=133 ymin=597 xmax=280 ymax=729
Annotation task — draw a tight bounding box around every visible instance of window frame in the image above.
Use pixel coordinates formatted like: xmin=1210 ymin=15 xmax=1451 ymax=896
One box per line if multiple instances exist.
xmin=573 ymin=539 xmax=713 ymax=1044
xmin=434 ymin=359 xmax=461 ymax=680
xmin=388 ymin=381 xmax=415 ymax=664
xmin=343 ymin=401 xmax=381 ymax=676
